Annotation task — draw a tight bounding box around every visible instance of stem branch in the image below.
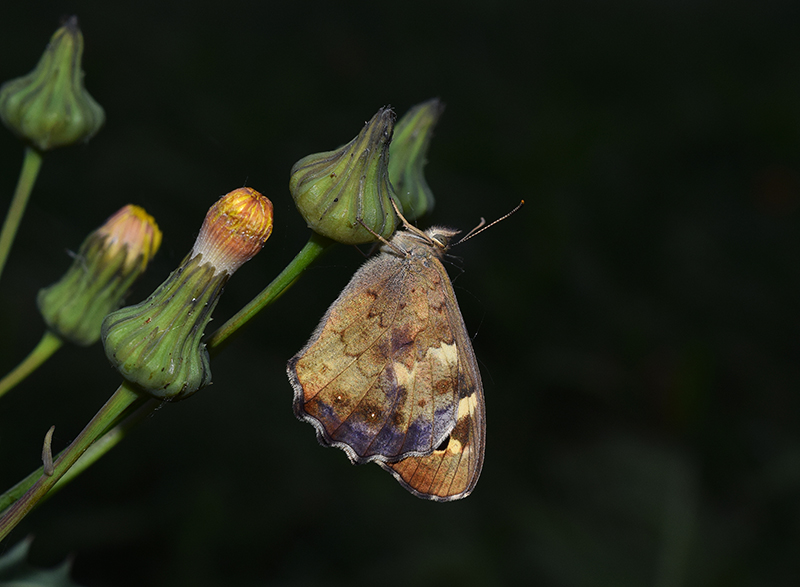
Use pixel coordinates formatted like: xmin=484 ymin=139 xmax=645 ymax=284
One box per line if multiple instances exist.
xmin=0 ymin=331 xmax=63 ymax=400
xmin=0 ymin=382 xmax=140 ymax=541
xmin=207 ymin=231 xmax=334 ymax=353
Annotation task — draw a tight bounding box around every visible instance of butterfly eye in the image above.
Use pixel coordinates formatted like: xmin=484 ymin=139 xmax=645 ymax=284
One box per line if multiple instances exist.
xmin=428 ymin=233 xmax=448 ymax=248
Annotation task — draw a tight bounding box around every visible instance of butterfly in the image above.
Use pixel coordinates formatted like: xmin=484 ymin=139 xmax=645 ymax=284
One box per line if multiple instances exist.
xmin=288 ymin=204 xmax=520 ymax=501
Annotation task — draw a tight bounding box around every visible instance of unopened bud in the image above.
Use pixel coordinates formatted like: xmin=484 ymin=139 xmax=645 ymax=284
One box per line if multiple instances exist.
xmin=290 ymin=107 xmax=399 ymax=245
xmin=0 ymin=16 xmax=105 ymax=151
xmin=388 ymin=98 xmax=444 ymax=221
xmin=37 ymin=205 xmax=161 ymax=346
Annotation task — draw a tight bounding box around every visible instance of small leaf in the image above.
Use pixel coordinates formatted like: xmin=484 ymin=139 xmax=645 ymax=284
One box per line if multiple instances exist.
xmin=0 ymin=537 xmax=86 ymax=587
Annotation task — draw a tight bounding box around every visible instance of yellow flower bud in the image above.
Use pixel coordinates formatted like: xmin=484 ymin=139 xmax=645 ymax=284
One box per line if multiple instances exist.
xmin=190 ymin=186 xmax=274 ymax=274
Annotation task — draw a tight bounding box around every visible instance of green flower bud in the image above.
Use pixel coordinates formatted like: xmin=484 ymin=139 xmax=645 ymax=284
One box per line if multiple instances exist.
xmin=388 ymin=98 xmax=444 ymax=221
xmin=37 ymin=205 xmax=162 ymax=346
xmin=101 ymin=188 xmax=273 ymax=401
xmin=290 ymin=107 xmax=400 ymax=245
xmin=0 ymin=16 xmax=105 ymax=151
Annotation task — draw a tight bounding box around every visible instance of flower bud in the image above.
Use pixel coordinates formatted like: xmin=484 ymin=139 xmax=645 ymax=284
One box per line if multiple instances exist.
xmin=0 ymin=16 xmax=105 ymax=151
xmin=388 ymin=98 xmax=444 ymax=221
xmin=290 ymin=107 xmax=399 ymax=245
xmin=101 ymin=188 xmax=273 ymax=401
xmin=37 ymin=205 xmax=161 ymax=346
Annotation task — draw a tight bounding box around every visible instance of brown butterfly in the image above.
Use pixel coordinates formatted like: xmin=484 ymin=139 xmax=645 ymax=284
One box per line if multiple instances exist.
xmin=288 ymin=204 xmax=520 ymax=500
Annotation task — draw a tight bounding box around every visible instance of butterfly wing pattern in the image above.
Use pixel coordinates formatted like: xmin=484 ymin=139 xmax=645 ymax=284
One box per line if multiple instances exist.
xmin=287 ymin=225 xmax=486 ymax=501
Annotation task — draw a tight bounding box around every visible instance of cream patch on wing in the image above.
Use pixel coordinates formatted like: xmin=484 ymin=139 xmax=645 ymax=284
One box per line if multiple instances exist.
xmin=426 ymin=342 xmax=458 ymax=369
xmin=446 ymin=438 xmax=463 ymax=455
xmin=456 ymin=392 xmax=478 ymax=419
xmin=392 ymin=341 xmax=458 ymax=387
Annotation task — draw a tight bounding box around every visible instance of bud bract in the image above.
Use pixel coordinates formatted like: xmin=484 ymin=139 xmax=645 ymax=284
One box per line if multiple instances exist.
xmin=388 ymin=98 xmax=444 ymax=221
xmin=37 ymin=205 xmax=161 ymax=346
xmin=101 ymin=188 xmax=273 ymax=400
xmin=0 ymin=16 xmax=105 ymax=151
xmin=290 ymin=107 xmax=399 ymax=245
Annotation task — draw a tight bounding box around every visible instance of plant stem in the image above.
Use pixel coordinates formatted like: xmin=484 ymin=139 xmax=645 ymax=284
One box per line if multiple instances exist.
xmin=206 ymin=231 xmax=335 ymax=353
xmin=0 ymin=147 xmax=44 ymax=283
xmin=0 ymin=331 xmax=63 ymax=400
xmin=57 ymin=398 xmax=157 ymax=486
xmin=0 ymin=396 xmax=152 ymax=513
xmin=0 ymin=382 xmax=140 ymax=542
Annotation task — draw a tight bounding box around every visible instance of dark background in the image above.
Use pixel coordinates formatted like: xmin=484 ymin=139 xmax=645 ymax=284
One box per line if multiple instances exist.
xmin=1 ymin=1 xmax=799 ymax=585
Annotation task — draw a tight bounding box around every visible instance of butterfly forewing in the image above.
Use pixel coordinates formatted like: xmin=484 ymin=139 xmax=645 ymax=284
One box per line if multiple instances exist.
xmin=290 ymin=262 xmax=405 ymax=460
xmin=290 ymin=239 xmax=460 ymax=462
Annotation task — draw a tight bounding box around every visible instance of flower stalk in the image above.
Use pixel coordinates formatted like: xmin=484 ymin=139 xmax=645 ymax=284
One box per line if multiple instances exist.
xmin=0 ymin=147 xmax=43 ymax=283
xmin=0 ymin=206 xmax=161 ymax=400
xmin=0 ymin=331 xmax=62 ymax=400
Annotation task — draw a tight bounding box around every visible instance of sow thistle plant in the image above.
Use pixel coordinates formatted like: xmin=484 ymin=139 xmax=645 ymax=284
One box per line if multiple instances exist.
xmin=0 ymin=15 xmax=444 ymax=561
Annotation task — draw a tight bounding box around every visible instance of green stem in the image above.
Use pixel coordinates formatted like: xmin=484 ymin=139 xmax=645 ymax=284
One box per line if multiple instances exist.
xmin=57 ymin=398 xmax=157 ymax=487
xmin=0 ymin=382 xmax=140 ymax=542
xmin=206 ymin=231 xmax=335 ymax=353
xmin=0 ymin=396 xmax=152 ymax=513
xmin=0 ymin=147 xmax=44 ymax=283
xmin=0 ymin=330 xmax=63 ymax=400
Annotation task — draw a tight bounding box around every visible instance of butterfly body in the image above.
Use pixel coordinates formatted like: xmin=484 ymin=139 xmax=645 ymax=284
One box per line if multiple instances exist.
xmin=288 ymin=225 xmax=485 ymax=501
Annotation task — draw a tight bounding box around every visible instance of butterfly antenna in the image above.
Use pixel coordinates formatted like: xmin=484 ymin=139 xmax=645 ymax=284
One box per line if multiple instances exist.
xmin=390 ymin=197 xmax=430 ymax=241
xmin=456 ymin=200 xmax=524 ymax=245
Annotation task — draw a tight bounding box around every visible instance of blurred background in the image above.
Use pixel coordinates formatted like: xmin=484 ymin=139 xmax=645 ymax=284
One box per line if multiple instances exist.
xmin=1 ymin=1 xmax=799 ymax=585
